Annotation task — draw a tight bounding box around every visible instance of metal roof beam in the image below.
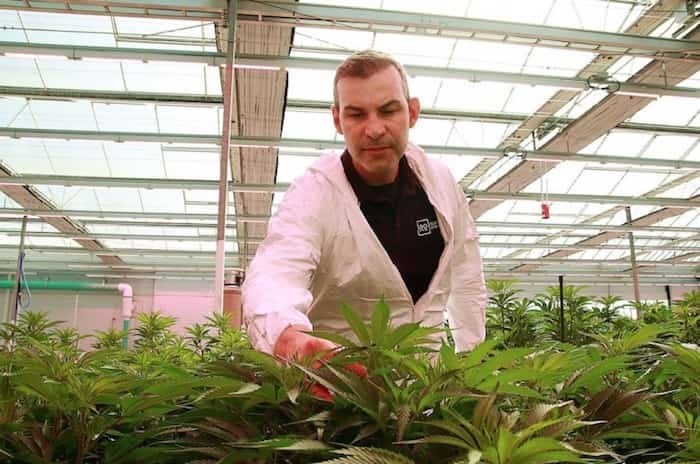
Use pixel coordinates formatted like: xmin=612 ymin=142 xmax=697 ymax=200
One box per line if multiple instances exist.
xmin=3 ymin=241 xmax=700 ymax=255
xmin=1 ymin=214 xmax=697 ymax=234
xmin=0 ymin=207 xmax=270 ymax=222
xmin=3 ymin=128 xmax=700 ymax=171
xmin=2 ymin=229 xmax=693 ymax=243
xmin=2 ymin=1 xmax=693 ymax=56
xmin=235 ymin=1 xmax=700 ymax=58
xmin=1 ymin=1 xmax=695 ymax=60
xmin=3 ymin=86 xmax=700 ymax=137
xmin=4 ymin=43 xmax=700 ymax=98
xmin=4 ymin=86 xmax=700 ymax=135
xmin=0 ymin=0 xmax=227 ymax=21
xmin=0 ymin=174 xmax=698 ymax=207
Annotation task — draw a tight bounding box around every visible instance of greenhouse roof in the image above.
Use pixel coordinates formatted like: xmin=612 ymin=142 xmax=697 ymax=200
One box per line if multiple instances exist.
xmin=0 ymin=0 xmax=698 ymax=288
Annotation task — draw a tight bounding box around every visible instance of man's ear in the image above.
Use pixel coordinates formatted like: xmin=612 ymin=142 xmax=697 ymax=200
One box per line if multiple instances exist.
xmin=408 ymin=97 xmax=420 ymax=128
xmin=331 ymin=104 xmax=343 ymax=134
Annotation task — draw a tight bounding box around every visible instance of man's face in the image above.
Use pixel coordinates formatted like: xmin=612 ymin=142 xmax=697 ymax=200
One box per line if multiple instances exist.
xmin=332 ymin=66 xmax=420 ymax=185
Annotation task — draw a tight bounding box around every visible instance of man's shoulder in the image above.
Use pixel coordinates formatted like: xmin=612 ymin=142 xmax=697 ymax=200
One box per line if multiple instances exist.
xmin=405 ymin=143 xmax=453 ymax=180
xmin=285 ymin=153 xmax=345 ymax=200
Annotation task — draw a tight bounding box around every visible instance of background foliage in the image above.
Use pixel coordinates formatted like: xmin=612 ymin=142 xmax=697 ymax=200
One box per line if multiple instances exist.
xmin=0 ymin=283 xmax=698 ymax=463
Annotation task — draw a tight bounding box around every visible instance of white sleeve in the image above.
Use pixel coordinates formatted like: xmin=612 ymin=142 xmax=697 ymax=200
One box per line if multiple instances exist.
xmin=446 ymin=184 xmax=487 ymax=352
xmin=241 ymin=174 xmax=325 ymax=354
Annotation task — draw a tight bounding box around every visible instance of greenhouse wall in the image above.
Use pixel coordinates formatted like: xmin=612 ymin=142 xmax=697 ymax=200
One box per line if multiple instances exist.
xmin=2 ymin=276 xmax=697 ymax=349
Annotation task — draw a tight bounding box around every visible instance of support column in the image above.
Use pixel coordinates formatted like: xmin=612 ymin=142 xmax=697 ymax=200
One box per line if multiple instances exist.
xmin=10 ymin=215 xmax=28 ymax=322
xmin=558 ymin=275 xmax=565 ymax=342
xmin=625 ymin=206 xmax=641 ymax=315
xmin=215 ymin=0 xmax=238 ymax=313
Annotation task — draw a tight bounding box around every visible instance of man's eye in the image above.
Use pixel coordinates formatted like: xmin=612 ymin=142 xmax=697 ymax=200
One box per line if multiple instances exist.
xmin=381 ymin=108 xmax=397 ymax=114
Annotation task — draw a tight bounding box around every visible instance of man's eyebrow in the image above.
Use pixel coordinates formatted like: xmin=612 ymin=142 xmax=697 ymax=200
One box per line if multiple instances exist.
xmin=379 ymin=100 xmax=401 ymax=109
xmin=343 ymin=100 xmax=401 ymax=112
xmin=343 ymin=105 xmax=365 ymax=112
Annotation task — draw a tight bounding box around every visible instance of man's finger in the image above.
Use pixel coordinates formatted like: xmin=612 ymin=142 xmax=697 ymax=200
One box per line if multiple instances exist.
xmin=345 ymin=362 xmax=368 ymax=378
xmin=309 ymin=382 xmax=333 ymax=402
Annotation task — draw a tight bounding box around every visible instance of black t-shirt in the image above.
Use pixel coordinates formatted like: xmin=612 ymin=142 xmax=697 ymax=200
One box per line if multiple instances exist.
xmin=341 ymin=151 xmax=445 ymax=304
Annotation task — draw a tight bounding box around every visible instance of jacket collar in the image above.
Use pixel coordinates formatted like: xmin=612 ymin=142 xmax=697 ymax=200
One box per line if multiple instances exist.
xmin=340 ymin=150 xmax=419 ymax=205
xmin=309 ymin=142 xmax=430 ymax=203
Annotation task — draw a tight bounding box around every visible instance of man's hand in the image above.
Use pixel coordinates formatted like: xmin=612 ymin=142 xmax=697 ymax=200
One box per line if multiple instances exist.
xmin=273 ymin=325 xmax=367 ymax=401
xmin=273 ymin=325 xmax=337 ymax=362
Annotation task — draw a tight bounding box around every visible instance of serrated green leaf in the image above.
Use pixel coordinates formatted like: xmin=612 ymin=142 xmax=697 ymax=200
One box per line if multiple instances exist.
xmin=371 ymin=298 xmax=391 ymax=345
xmin=340 ymin=304 xmax=371 ymax=345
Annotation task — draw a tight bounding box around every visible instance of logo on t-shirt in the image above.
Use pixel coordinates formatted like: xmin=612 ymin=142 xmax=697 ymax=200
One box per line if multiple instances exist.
xmin=416 ymin=218 xmax=439 ymax=237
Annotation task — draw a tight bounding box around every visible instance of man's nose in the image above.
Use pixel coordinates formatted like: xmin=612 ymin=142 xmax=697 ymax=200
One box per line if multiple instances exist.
xmin=365 ymin=114 xmax=386 ymax=140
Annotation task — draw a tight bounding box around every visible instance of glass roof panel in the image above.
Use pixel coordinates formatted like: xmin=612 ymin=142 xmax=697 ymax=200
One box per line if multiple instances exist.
xmin=42 ymin=140 xmax=110 ymax=176
xmin=407 ymin=76 xmax=442 ymax=108
xmin=310 ymin=0 xmax=381 ymax=7
xmin=627 ymin=205 xmax=658 ymax=219
xmin=503 ymin=85 xmax=560 ymax=114
xmin=38 ymin=58 xmax=126 ymax=91
xmin=411 ymin=119 xmax=453 ymax=146
xmin=470 ymin=156 xmax=521 ymax=190
xmin=567 ymin=168 xmax=623 ymax=195
xmin=163 ymin=150 xmax=218 ymax=180
xmin=384 ymin=0 xmax=468 ymax=16
xmin=33 ymin=185 xmax=97 ymax=210
xmin=611 ymin=172 xmax=680 ymax=196
xmin=122 ymin=62 xmax=208 ymax=94
xmin=113 ymin=17 xmax=215 ymax=49
xmin=93 ymin=187 xmax=142 ymax=212
xmin=596 ymin=131 xmax=654 ymax=157
xmin=448 ymin=121 xmax=514 ymax=148
xmin=0 ymin=57 xmax=42 ymax=86
xmin=1 ymin=96 xmax=31 ymax=128
xmin=282 ymin=110 xmax=337 ymax=140
xmin=93 ymin=102 xmax=157 ymax=133
xmin=680 ymin=69 xmax=700 ymax=88
xmin=450 ymin=40 xmax=530 ymax=74
xmin=24 ymin=100 xmax=95 ymax=130
xmin=523 ymin=47 xmax=596 ymax=77
xmin=0 ymin=10 xmax=25 ymax=42
xmin=554 ymin=90 xmax=607 ymax=119
xmin=18 ymin=11 xmax=114 ymax=46
xmin=106 ymin=142 xmax=165 ymax=178
xmin=372 ymin=33 xmax=455 ymax=67
xmin=277 ymin=155 xmax=317 ymax=184
xmin=293 ymin=27 xmax=373 ymax=51
xmin=608 ymin=56 xmax=654 ymax=82
xmin=468 ymin=0 xmax=552 ymax=25
xmin=287 ymin=68 xmax=335 ymax=101
xmin=547 ymin=0 xmax=644 ymax=32
xmin=426 ymin=153 xmax=483 ymax=180
xmin=656 ymin=176 xmax=700 ymax=199
xmin=434 ymin=80 xmax=512 ymax=113
xmin=630 ymin=97 xmax=700 ymax=126
xmin=157 ymin=105 xmax=220 ymax=135
xmin=522 ymin=161 xmax=584 ymax=194
xmin=477 ymin=200 xmax=516 ymax=222
xmin=25 ymin=236 xmax=76 ymax=248
xmin=139 ymin=189 xmax=185 ymax=214
xmin=641 ymin=135 xmax=697 ymax=160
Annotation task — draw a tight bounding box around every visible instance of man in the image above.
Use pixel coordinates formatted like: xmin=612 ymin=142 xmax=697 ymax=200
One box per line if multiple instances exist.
xmin=242 ymin=50 xmax=486 ymax=362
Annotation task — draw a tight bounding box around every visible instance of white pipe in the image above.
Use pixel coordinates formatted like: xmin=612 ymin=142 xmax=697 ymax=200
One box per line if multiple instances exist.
xmin=117 ymin=282 xmax=133 ymax=319
xmin=73 ymin=292 xmax=80 ymax=328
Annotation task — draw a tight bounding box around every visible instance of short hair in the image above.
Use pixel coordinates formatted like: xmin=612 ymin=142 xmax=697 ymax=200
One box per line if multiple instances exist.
xmin=333 ymin=50 xmax=410 ymax=107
